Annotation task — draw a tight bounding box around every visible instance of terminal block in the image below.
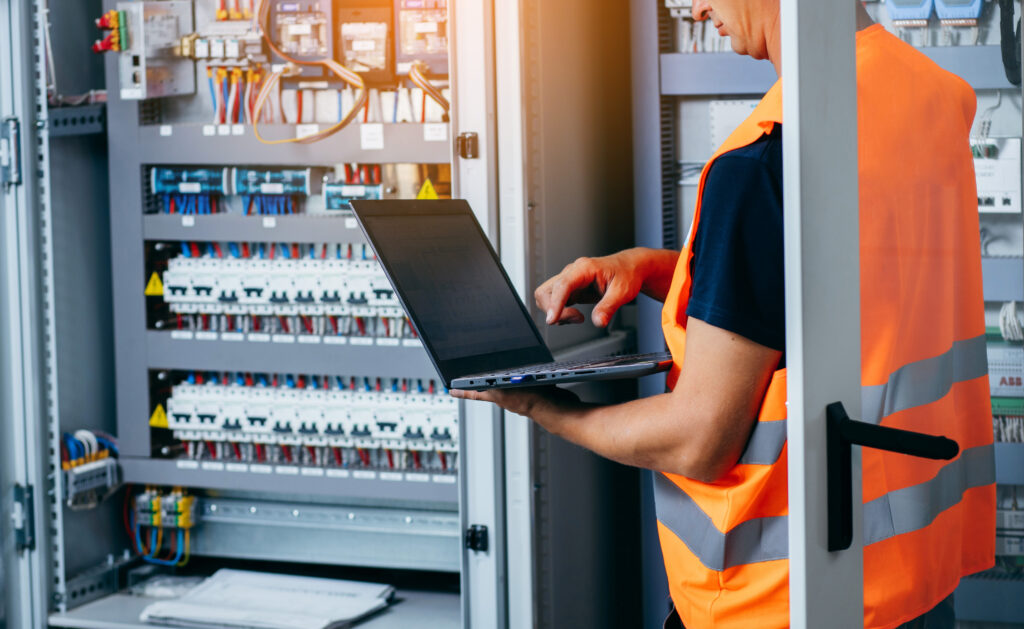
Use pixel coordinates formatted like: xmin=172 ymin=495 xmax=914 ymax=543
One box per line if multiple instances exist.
xmin=324 ymin=182 xmax=384 ymax=210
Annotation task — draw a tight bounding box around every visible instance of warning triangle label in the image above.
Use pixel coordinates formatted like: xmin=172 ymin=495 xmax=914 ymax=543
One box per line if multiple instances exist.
xmin=144 ymin=272 xmax=164 ymax=296
xmin=416 ymin=178 xmax=439 ymax=200
xmin=149 ymin=404 xmax=168 ymax=428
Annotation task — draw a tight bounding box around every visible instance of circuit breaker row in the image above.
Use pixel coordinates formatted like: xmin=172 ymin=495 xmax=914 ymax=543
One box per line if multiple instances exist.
xmin=161 ymin=374 xmax=458 ymax=473
xmin=161 ymin=245 xmax=404 ymax=321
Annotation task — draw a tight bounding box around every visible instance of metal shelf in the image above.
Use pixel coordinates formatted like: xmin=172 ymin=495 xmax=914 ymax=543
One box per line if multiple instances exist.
xmin=982 ymin=257 xmax=1024 ymax=302
xmin=120 ymin=457 xmax=458 ymax=504
xmin=143 ymin=213 xmax=366 ymax=243
xmin=134 ymin=123 xmax=451 ymax=166
xmin=50 ymin=589 xmax=461 ymax=629
xmin=995 ymin=442 xmax=1024 ymax=485
xmin=146 ymin=331 xmax=436 ymax=379
xmin=660 ymin=46 xmax=1014 ymax=96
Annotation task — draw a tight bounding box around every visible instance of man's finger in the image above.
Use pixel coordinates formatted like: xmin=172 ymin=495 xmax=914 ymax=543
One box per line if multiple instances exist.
xmin=555 ymin=308 xmax=585 ymax=325
xmin=539 ymin=269 xmax=596 ymax=324
xmin=592 ymin=278 xmax=635 ymax=327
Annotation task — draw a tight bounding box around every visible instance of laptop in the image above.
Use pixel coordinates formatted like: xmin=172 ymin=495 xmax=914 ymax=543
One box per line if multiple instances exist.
xmin=349 ymin=199 xmax=673 ymax=390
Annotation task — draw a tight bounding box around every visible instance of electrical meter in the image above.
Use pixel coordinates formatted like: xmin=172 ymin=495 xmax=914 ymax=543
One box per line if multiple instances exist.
xmin=393 ymin=0 xmax=448 ymax=76
xmin=337 ymin=7 xmax=393 ymax=83
xmin=269 ymin=0 xmax=332 ymax=75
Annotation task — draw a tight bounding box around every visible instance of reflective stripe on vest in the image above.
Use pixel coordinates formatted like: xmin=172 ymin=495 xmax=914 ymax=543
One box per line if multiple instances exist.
xmin=656 ymin=443 xmax=994 ymax=571
xmin=736 ymin=334 xmax=989 ymax=466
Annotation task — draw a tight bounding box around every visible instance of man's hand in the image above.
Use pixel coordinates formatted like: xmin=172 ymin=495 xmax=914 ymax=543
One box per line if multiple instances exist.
xmin=534 ymin=248 xmax=680 ymax=328
xmin=450 ymin=386 xmax=583 ymax=432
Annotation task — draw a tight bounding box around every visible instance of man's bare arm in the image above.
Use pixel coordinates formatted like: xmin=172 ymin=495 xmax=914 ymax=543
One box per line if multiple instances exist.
xmin=452 ymin=318 xmax=781 ymax=482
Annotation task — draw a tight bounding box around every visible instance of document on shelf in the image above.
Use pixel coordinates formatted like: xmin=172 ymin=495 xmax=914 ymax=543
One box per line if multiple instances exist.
xmin=140 ymin=568 xmax=394 ymax=629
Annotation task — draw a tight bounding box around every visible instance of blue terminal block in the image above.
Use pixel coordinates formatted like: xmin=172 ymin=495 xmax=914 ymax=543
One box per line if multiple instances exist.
xmin=232 ymin=168 xmax=321 ymax=196
xmin=323 ymin=182 xmax=384 ymax=211
xmin=886 ymin=0 xmax=934 ymax=23
xmin=150 ymin=167 xmax=229 ymax=196
xmin=934 ymin=0 xmax=983 ymax=23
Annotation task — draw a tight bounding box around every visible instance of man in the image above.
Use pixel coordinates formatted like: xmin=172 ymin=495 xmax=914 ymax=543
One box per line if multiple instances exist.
xmin=452 ymin=1 xmax=995 ymax=626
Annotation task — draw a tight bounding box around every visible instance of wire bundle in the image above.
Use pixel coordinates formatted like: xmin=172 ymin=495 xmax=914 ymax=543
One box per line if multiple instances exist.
xmin=409 ymin=61 xmax=450 ymax=122
xmin=1000 ymin=301 xmax=1024 ymax=341
xmin=251 ymin=0 xmax=367 ymax=144
xmin=60 ymin=430 xmax=118 ymax=471
xmin=125 ymin=486 xmax=192 ymax=567
xmin=161 ymin=194 xmax=217 ymax=215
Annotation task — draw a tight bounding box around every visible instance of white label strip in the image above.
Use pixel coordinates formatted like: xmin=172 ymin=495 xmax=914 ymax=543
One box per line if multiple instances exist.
xmin=176 ymin=460 xmax=200 ymax=470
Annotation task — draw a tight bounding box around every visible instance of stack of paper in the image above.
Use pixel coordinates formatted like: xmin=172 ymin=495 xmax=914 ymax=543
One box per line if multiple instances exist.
xmin=140 ymin=569 xmax=394 ymax=629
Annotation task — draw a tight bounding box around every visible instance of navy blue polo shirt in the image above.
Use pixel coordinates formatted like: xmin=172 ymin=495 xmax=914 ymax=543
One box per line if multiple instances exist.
xmin=686 ymin=124 xmax=785 ymax=357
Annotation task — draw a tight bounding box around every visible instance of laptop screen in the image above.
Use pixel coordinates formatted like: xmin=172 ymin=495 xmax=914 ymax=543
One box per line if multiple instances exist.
xmin=352 ymin=200 xmax=554 ymax=385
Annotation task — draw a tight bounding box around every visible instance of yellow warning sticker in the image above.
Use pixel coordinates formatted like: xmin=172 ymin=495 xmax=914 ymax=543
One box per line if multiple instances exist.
xmin=416 ymin=178 xmax=439 ymax=200
xmin=149 ymin=404 xmax=168 ymax=428
xmin=144 ymin=272 xmax=164 ymax=296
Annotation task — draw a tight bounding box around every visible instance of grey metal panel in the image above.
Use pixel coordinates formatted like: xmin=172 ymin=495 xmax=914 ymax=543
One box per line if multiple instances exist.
xmin=661 ymin=53 xmax=777 ymax=96
xmin=144 ymin=214 xmax=366 ymax=243
xmin=146 ymin=331 xmax=436 ymax=377
xmin=193 ymin=497 xmax=460 ymax=572
xmin=921 ymin=46 xmax=1016 ymax=90
xmin=119 ymin=457 xmax=458 ymax=504
xmin=954 ymin=574 xmax=1024 ymax=624
xmin=49 ymin=105 xmax=105 ymax=137
xmin=630 ymin=1 xmax=671 ymax=627
xmin=133 ymin=123 xmax=449 ymax=166
xmin=661 ymin=46 xmax=1013 ymax=97
xmin=995 ymin=442 xmax=1024 ymax=485
xmin=48 ymin=131 xmax=123 ymax=580
xmin=49 ymin=590 xmax=461 ymax=629
xmin=982 ymin=257 xmax=1024 ymax=301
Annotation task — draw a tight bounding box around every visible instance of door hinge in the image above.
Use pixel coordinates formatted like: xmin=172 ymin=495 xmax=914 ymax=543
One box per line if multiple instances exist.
xmin=12 ymin=484 xmax=35 ymax=553
xmin=465 ymin=524 xmax=489 ymax=552
xmin=1 ymin=117 xmax=22 ymax=189
xmin=455 ymin=132 xmax=479 ymax=159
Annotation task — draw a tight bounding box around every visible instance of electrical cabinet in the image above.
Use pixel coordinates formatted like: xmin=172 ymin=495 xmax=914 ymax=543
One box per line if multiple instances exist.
xmin=0 ymin=0 xmax=639 ymax=627
xmin=631 ymin=0 xmax=1024 ymax=626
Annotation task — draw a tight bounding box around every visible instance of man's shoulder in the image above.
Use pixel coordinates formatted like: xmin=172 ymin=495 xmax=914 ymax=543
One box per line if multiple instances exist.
xmin=713 ymin=127 xmax=783 ymax=177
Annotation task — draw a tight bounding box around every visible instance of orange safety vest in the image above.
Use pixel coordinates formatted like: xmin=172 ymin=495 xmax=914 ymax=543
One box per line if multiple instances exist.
xmin=656 ymin=25 xmax=995 ymax=629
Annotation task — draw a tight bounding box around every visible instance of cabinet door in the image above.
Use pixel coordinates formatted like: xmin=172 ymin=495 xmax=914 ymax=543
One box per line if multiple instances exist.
xmin=0 ymin=0 xmax=56 ymax=626
xmin=450 ymin=2 xmax=508 ymax=627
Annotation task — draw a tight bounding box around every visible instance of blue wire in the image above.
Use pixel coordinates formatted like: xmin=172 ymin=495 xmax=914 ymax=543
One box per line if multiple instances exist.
xmin=222 ymin=78 xmax=229 ymax=122
xmin=207 ymin=75 xmax=216 ymax=114
xmin=229 ymin=242 xmax=240 ymax=258
xmin=206 ymin=242 xmax=216 ymax=257
xmin=236 ymin=374 xmax=245 ymax=386
xmin=310 ymin=376 xmax=318 ymax=389
xmin=281 ymin=243 xmax=290 ymax=259
xmin=336 ymin=376 xmax=344 ymax=389
xmin=286 ymin=375 xmax=295 ymax=388
xmin=259 ymin=243 xmax=266 ymax=259
xmin=259 ymin=376 xmax=268 ymax=387
xmin=95 ymin=436 xmax=119 ymax=457
xmin=364 ymin=377 xmax=371 ymax=392
xmin=187 ymin=372 xmax=196 ymax=384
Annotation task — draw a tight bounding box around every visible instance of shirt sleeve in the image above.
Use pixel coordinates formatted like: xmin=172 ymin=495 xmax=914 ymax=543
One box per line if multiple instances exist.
xmin=685 ymin=152 xmax=785 ymax=352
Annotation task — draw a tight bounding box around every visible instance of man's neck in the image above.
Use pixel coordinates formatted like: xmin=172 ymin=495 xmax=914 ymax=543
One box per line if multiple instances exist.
xmin=767 ymin=2 xmax=876 ymax=76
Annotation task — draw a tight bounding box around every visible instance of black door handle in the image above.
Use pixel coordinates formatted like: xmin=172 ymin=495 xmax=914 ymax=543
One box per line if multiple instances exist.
xmin=826 ymin=401 xmax=959 ymax=551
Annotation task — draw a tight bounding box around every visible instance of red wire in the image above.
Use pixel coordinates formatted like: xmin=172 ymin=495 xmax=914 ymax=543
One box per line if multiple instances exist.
xmin=176 ymin=314 xmax=183 ymax=329
xmin=439 ymin=452 xmax=447 ymax=470
xmin=329 ymin=316 xmax=338 ymax=334
xmin=232 ymin=442 xmax=242 ymax=460
xmin=278 ymin=316 xmax=289 ymax=334
xmin=211 ymin=196 xmax=218 ymax=214
xmin=412 ymin=451 xmax=421 ymax=469
xmin=307 ymin=446 xmax=316 ymax=464
xmin=356 ymin=317 xmax=366 ymax=336
xmin=282 ymin=445 xmax=292 ymax=462
xmin=386 ymin=449 xmax=394 ymax=469
xmin=291 ymin=243 xmax=299 ymax=258
xmin=245 ymin=373 xmax=253 ymax=386
xmin=207 ymin=441 xmax=217 ymax=459
xmin=421 ymin=91 xmax=427 ymax=123
xmin=242 ymin=242 xmax=250 ymax=258
xmin=332 ymin=447 xmax=342 ymax=465
xmin=302 ymin=316 xmax=313 ymax=334
xmin=296 ymin=90 xmax=303 ymax=124
xmin=358 ymin=449 xmax=370 ymax=466
xmin=213 ymin=242 xmax=224 ymax=258
xmin=190 ymin=242 xmax=200 ymax=257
